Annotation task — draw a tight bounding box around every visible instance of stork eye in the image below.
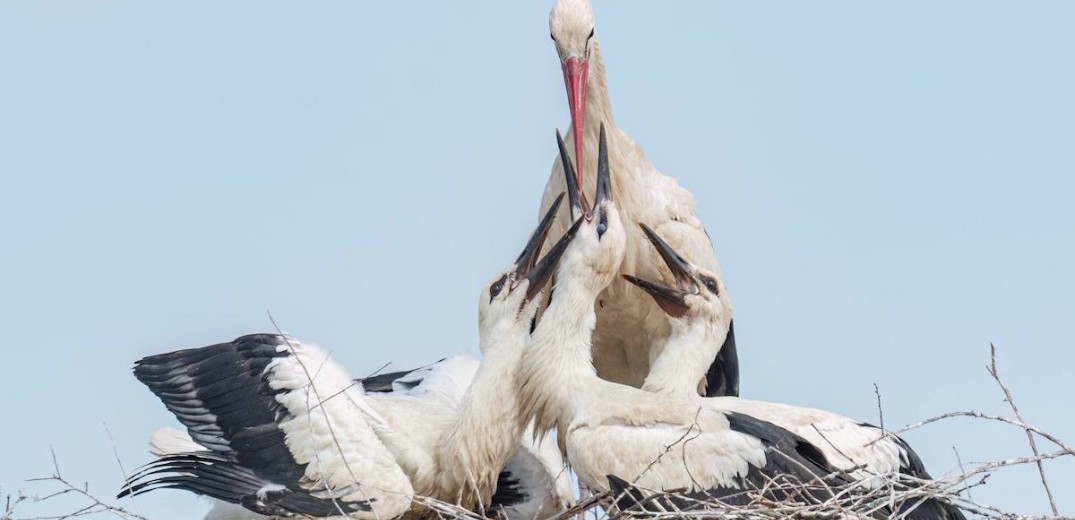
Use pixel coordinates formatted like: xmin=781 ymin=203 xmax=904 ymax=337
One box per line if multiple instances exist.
xmin=587 ymin=28 xmax=595 ymax=40
xmin=596 ymin=215 xmax=608 ymax=238
xmin=489 ymin=275 xmax=508 ymax=301
xmin=550 ymin=33 xmax=556 ymax=42
xmin=700 ymin=276 xmax=719 ymax=296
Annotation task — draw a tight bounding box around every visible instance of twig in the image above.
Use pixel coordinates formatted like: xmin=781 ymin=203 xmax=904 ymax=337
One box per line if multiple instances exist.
xmin=873 ymin=382 xmax=885 ymax=433
xmin=17 ymin=447 xmax=149 ymax=520
xmin=268 ymin=310 xmax=376 ymax=519
xmin=363 ymin=360 xmax=395 ymax=379
xmin=952 ymin=445 xmax=972 ymax=501
xmin=633 ymin=407 xmax=703 ymax=483
xmin=101 ymin=423 xmax=127 ymax=480
xmin=877 ymin=410 xmax=1075 ymax=455
xmin=988 ymin=343 xmax=1059 ymax=515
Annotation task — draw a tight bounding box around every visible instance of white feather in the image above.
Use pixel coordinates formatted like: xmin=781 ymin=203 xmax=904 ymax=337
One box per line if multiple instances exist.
xmin=265 ymin=339 xmax=415 ymax=518
xmin=148 ymin=427 xmax=203 ymax=456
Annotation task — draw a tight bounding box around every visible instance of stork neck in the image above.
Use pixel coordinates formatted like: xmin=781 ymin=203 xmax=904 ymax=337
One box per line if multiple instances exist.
xmin=642 ymin=317 xmax=728 ymax=398
xmin=435 ymin=323 xmax=526 ymax=507
xmin=518 ymin=273 xmax=600 ymax=440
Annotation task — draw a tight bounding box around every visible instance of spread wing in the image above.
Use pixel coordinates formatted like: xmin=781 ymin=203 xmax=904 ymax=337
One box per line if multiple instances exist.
xmin=120 ymin=334 xmax=414 ymax=519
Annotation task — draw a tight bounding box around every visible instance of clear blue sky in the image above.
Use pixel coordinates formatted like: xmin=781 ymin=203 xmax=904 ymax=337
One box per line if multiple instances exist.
xmin=2 ymin=2 xmax=1072 ymax=518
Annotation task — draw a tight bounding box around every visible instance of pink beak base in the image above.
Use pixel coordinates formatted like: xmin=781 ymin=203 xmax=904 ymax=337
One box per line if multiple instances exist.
xmin=562 ymin=57 xmax=589 ymax=210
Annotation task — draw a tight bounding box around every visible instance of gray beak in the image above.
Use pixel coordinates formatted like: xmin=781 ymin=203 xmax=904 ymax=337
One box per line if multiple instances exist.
xmin=526 ymin=216 xmax=584 ymax=300
xmin=622 ymin=274 xmax=691 ymax=319
xmin=594 ymin=123 xmax=612 ymax=208
xmin=638 ymin=223 xmax=696 ymax=293
xmin=556 ymin=129 xmax=588 ymax=220
xmin=514 ymin=192 xmax=564 ymax=282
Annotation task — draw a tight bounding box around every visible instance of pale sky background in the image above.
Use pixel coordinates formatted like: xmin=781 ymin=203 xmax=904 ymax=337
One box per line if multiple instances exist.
xmin=2 ymin=2 xmax=1073 ymax=518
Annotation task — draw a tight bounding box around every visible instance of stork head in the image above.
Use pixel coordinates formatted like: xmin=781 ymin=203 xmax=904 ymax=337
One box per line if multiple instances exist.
xmin=557 ymin=124 xmax=625 ymax=295
xmin=622 ymin=224 xmax=731 ymax=331
xmin=550 ymin=0 xmax=597 ymax=199
xmin=478 ymin=193 xmax=574 ymax=338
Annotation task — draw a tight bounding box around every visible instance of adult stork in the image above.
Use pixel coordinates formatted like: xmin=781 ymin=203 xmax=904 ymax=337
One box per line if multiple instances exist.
xmin=622 ymin=226 xmax=966 ymax=520
xmin=539 ymin=0 xmax=738 ymax=395
xmin=518 ymin=129 xmax=849 ymax=508
xmin=120 ymin=198 xmax=577 ymax=519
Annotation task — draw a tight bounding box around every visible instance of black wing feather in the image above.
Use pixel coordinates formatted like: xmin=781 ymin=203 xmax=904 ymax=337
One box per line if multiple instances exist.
xmin=356 ymin=358 xmax=449 ymax=394
xmin=609 ymin=411 xmax=857 ymax=514
xmin=119 ymin=453 xmax=370 ymax=517
xmin=703 ymin=321 xmax=740 ymax=398
xmin=488 ymin=471 xmax=527 ymax=511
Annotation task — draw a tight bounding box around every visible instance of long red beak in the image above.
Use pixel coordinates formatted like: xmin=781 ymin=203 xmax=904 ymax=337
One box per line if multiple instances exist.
xmin=561 ymin=57 xmax=589 ymax=206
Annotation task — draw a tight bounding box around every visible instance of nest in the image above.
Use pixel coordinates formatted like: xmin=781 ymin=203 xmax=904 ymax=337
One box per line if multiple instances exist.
xmin=6 ymin=346 xmax=1072 ymax=520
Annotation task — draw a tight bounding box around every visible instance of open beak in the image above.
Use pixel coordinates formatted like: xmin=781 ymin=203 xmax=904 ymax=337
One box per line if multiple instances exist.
xmin=562 ymin=57 xmax=589 ymax=198
xmin=555 ymin=130 xmax=586 ymax=219
xmin=514 ymin=192 xmax=564 ymax=282
xmin=525 ymin=216 xmax=583 ymax=300
xmin=639 ymin=223 xmax=695 ymax=293
xmin=622 ymin=275 xmax=690 ymax=319
xmin=594 ymin=123 xmax=612 ymax=208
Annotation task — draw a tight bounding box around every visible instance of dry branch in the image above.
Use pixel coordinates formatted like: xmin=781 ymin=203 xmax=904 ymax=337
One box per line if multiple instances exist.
xmin=988 ymin=343 xmax=1060 ymax=515
xmin=5 ymin=447 xmax=148 ymax=520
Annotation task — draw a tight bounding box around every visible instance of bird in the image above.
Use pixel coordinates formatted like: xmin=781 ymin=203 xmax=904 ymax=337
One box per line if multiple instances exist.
xmin=539 ymin=0 xmax=738 ymax=395
xmin=143 ymin=354 xmax=574 ymax=520
xmin=622 ymin=225 xmax=966 ymax=520
xmin=517 ymin=127 xmax=849 ymax=509
xmin=357 ymin=358 xmax=574 ymax=520
xmin=120 ymin=196 xmax=577 ymax=519
xmin=121 ymin=333 xmax=414 ymax=519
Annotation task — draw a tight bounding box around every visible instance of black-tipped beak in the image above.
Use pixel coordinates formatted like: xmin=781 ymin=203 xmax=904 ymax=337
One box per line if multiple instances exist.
xmin=526 ymin=216 xmax=583 ymax=300
xmin=556 ymin=129 xmax=588 ymax=220
xmin=515 ymin=192 xmax=564 ymax=281
xmin=622 ymin=274 xmax=691 ymax=319
xmin=594 ymin=123 xmax=612 ymax=208
xmin=638 ymin=223 xmax=695 ymax=292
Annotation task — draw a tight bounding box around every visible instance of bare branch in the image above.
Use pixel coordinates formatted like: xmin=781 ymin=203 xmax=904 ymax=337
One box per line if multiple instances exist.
xmin=873 ymin=382 xmax=884 ymax=433
xmin=101 ymin=424 xmax=127 ymax=481
xmin=988 ymin=343 xmax=1059 ymax=515
xmin=10 ymin=449 xmax=149 ymax=520
xmin=951 ymin=445 xmax=972 ymax=501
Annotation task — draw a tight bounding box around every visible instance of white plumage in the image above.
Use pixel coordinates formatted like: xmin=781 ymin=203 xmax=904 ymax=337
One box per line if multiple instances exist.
xmin=360 ymin=356 xmax=573 ymax=517
xmin=268 ymin=340 xmax=413 ymax=511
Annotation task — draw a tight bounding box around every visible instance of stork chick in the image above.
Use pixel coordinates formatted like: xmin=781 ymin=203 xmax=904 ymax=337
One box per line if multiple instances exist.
xmin=624 ymin=227 xmax=967 ymax=520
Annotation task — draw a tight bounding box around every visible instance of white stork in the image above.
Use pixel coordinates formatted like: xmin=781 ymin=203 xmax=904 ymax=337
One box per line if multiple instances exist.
xmin=539 ymin=0 xmax=738 ymax=394
xmin=518 ymin=129 xmax=850 ymax=510
xmin=120 ymin=198 xmax=577 ymax=519
xmin=357 ymin=356 xmax=574 ymax=519
xmin=621 ymin=225 xmax=966 ymax=520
